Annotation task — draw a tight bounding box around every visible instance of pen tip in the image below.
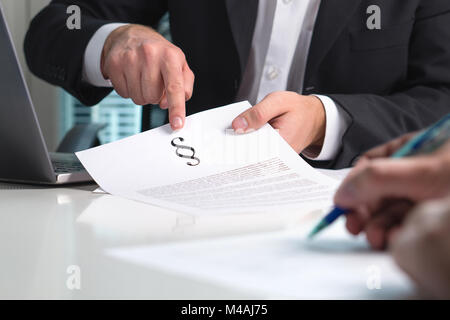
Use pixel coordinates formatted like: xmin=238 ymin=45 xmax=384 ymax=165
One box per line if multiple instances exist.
xmin=307 ymin=221 xmax=328 ymax=240
xmin=307 ymin=229 xmax=319 ymax=240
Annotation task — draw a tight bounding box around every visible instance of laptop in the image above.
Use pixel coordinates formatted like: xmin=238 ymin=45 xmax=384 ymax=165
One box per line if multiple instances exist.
xmin=0 ymin=3 xmax=92 ymax=185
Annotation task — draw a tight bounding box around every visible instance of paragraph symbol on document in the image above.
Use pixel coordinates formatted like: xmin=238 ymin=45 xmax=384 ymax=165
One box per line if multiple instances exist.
xmin=171 ymin=137 xmax=201 ymax=167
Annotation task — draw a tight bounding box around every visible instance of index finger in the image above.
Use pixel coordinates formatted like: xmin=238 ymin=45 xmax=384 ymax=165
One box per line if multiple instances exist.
xmin=334 ymin=156 xmax=439 ymax=211
xmin=363 ymin=132 xmax=417 ymax=160
xmin=161 ymin=57 xmax=186 ymax=130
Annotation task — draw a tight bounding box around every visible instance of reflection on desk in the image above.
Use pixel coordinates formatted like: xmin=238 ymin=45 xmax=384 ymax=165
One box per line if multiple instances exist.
xmin=0 ymin=184 xmax=319 ymax=299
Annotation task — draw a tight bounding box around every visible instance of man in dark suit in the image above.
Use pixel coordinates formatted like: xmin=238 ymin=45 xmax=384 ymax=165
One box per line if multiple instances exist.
xmin=24 ymin=0 xmax=450 ymax=168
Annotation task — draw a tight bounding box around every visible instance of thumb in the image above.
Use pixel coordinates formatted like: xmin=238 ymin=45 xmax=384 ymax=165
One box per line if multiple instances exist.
xmin=232 ymin=95 xmax=289 ymax=134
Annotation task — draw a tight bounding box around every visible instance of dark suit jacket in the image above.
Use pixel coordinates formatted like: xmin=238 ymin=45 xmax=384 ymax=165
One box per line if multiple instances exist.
xmin=24 ymin=0 xmax=450 ymax=168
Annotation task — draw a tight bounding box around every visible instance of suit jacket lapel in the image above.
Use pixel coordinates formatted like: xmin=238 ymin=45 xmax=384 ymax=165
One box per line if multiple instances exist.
xmin=305 ymin=0 xmax=362 ymax=82
xmin=225 ymin=0 xmax=259 ymax=75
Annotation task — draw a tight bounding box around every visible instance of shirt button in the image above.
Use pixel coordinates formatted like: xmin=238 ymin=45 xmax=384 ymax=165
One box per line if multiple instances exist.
xmin=266 ymin=65 xmax=280 ymax=81
xmin=282 ymin=0 xmax=293 ymax=4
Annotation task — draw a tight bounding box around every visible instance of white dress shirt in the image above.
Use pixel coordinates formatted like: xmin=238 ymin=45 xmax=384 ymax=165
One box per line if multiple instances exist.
xmin=82 ymin=0 xmax=350 ymax=161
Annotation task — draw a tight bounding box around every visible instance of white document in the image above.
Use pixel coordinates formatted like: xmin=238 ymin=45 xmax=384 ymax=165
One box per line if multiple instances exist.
xmin=106 ymin=220 xmax=414 ymax=299
xmin=317 ymin=168 xmax=352 ymax=181
xmin=92 ymin=167 xmax=351 ymax=195
xmin=76 ymin=101 xmax=338 ymax=215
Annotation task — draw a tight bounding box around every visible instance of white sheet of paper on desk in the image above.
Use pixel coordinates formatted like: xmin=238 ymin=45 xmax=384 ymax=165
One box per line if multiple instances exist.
xmin=76 ymin=101 xmax=338 ymax=215
xmin=106 ymin=220 xmax=414 ymax=299
xmin=92 ymin=170 xmax=350 ymax=195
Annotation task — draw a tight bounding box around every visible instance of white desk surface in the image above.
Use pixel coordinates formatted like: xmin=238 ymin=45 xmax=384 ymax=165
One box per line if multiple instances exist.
xmin=0 ymin=181 xmax=415 ymax=299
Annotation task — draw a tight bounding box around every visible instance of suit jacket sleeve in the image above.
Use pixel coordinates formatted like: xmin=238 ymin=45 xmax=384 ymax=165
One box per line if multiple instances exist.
xmin=24 ymin=0 xmax=168 ymax=106
xmin=326 ymin=2 xmax=450 ymax=168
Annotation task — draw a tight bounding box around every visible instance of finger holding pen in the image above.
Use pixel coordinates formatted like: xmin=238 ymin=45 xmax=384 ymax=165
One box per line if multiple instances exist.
xmin=334 ymin=144 xmax=450 ymax=249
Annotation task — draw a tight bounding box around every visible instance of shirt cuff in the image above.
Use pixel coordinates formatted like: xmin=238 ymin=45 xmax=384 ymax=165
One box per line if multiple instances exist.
xmin=82 ymin=23 xmax=129 ymax=87
xmin=302 ymin=95 xmax=351 ymax=161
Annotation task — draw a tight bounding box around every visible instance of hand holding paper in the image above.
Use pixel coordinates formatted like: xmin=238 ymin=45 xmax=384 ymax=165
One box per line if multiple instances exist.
xmin=232 ymin=92 xmax=326 ymax=154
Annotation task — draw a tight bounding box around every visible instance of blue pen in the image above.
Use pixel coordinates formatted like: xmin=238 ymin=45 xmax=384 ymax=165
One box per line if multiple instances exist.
xmin=308 ymin=114 xmax=450 ymax=239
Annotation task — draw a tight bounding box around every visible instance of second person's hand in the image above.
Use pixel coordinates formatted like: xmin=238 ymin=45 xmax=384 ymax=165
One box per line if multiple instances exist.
xmin=101 ymin=24 xmax=195 ymax=130
xmin=390 ymin=197 xmax=450 ymax=299
xmin=334 ymin=139 xmax=450 ymax=250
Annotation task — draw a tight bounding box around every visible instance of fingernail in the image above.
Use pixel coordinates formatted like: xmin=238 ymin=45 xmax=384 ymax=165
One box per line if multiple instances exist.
xmin=233 ymin=117 xmax=248 ymax=134
xmin=172 ymin=117 xmax=183 ymax=130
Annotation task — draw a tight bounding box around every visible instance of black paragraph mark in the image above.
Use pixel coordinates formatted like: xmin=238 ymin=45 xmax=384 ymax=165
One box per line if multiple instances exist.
xmin=171 ymin=137 xmax=201 ymax=167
